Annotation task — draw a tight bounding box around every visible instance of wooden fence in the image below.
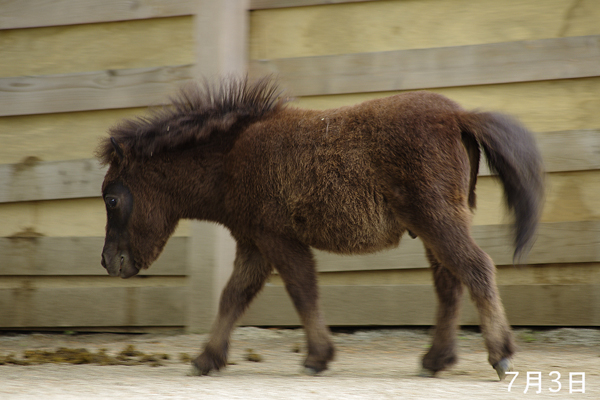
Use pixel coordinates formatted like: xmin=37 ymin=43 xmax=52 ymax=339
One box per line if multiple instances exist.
xmin=1 ymin=0 xmax=599 ymax=332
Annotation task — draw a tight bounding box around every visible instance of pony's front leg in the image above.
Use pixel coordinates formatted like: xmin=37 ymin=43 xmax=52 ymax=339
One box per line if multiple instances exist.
xmin=191 ymin=239 xmax=271 ymax=375
xmin=256 ymin=235 xmax=335 ymax=374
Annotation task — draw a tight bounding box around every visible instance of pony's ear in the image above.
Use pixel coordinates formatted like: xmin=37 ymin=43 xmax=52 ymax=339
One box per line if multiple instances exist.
xmin=111 ymin=137 xmax=125 ymax=162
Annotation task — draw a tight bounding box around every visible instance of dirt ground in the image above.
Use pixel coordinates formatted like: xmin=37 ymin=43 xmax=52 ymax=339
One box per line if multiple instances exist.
xmin=0 ymin=327 xmax=598 ymax=399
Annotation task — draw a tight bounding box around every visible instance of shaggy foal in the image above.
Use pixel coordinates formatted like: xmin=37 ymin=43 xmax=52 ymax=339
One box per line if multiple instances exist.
xmin=98 ymin=77 xmax=544 ymax=380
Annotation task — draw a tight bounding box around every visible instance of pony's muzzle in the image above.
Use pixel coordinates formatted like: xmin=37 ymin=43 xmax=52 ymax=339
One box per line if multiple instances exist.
xmin=101 ymin=250 xmax=139 ymax=278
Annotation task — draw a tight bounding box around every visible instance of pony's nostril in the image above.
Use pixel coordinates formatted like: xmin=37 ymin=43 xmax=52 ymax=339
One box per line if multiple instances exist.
xmin=120 ymin=255 xmax=125 ymax=265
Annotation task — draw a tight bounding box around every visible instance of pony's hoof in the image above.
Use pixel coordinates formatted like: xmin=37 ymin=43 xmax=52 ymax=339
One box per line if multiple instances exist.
xmin=302 ymin=356 xmax=330 ymax=376
xmin=494 ymin=358 xmax=513 ymax=381
xmin=188 ymin=365 xmax=203 ymax=377
xmin=418 ymin=367 xmax=437 ymax=378
xmin=302 ymin=367 xmax=322 ymax=376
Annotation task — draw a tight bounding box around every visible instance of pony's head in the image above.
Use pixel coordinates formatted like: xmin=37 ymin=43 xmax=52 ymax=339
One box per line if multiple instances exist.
xmin=99 ymin=139 xmax=179 ymax=278
xmin=96 ymin=76 xmax=287 ymax=278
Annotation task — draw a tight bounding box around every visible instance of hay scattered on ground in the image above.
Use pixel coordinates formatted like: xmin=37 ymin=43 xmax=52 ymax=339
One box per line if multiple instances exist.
xmin=0 ymin=345 xmax=171 ymax=367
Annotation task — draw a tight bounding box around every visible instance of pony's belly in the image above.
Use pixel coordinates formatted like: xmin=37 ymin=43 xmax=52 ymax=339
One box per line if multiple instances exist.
xmin=294 ymin=214 xmax=404 ymax=255
xmin=308 ymin=229 xmax=403 ymax=255
xmin=312 ymin=234 xmax=403 ymax=255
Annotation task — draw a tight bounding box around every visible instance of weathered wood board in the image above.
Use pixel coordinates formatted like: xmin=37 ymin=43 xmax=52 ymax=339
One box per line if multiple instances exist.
xmin=0 ymin=0 xmax=196 ymax=29
xmin=311 ymin=263 xmax=600 ymax=286
xmin=0 ymin=0 xmax=338 ymax=29
xmin=0 ymin=65 xmax=195 ymax=117
xmin=250 ymin=0 xmax=600 ymax=59
xmin=241 ymin=283 xmax=600 ymax=326
xmin=250 ymin=35 xmax=600 ymax=96
xmin=0 ymin=108 xmax=143 ymax=165
xmin=294 ymin=77 xmax=600 ymax=133
xmin=0 ymin=282 xmax=187 ymax=328
xmin=0 ymin=236 xmax=188 ymax=276
xmin=0 ymin=0 xmax=386 ymax=31
xmin=0 ymin=159 xmax=106 ymax=203
xmin=0 ymin=17 xmax=194 ymax=77
xmin=0 ymin=198 xmax=191 ymax=238
xmin=0 ymin=221 xmax=596 ymax=278
xmin=250 ymin=0 xmax=377 ymax=10
xmin=3 ymin=39 xmax=600 ymax=117
xmin=313 ymin=221 xmax=600 ymax=272
xmin=3 ymin=262 xmax=599 ymax=328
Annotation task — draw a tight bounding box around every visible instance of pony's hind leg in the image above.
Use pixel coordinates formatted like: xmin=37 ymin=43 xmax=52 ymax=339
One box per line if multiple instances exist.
xmin=417 ymin=218 xmax=515 ymax=380
xmin=420 ymin=248 xmax=464 ymax=376
xmin=191 ymin=239 xmax=272 ymax=376
xmin=256 ymin=234 xmax=335 ymax=374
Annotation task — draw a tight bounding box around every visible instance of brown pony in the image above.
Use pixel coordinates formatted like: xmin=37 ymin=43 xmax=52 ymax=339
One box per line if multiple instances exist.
xmin=97 ymin=76 xmax=544 ymax=380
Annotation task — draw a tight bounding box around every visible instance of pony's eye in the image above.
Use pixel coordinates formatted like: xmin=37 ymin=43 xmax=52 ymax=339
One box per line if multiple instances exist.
xmin=106 ymin=197 xmax=118 ymax=209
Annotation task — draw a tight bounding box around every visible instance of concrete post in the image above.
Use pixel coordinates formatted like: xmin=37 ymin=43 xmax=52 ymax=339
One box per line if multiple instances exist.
xmin=186 ymin=0 xmax=249 ymax=333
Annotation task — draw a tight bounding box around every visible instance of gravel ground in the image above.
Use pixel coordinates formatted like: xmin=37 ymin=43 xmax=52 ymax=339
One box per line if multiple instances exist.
xmin=1 ymin=327 xmax=599 ymax=399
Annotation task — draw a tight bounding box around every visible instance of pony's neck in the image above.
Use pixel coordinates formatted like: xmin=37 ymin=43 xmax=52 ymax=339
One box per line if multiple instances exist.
xmin=151 ymin=150 xmax=227 ymax=224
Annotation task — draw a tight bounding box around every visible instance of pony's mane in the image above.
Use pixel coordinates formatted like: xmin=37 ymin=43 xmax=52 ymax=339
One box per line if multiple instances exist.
xmin=97 ymin=76 xmax=288 ymax=165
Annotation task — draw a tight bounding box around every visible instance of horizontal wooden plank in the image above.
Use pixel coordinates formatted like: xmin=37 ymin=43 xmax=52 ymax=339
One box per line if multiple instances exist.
xmin=0 ymin=17 xmax=194 ymax=79
xmin=0 ymin=198 xmax=191 ymax=239
xmin=2 ymin=282 xmax=596 ymax=329
xmin=0 ymin=109 xmax=144 ymax=165
xmin=477 ymin=221 xmax=600 ymax=266
xmin=315 ymin=220 xmax=600 ymax=272
xmin=250 ymin=0 xmax=600 ymax=60
xmin=0 ymin=159 xmax=106 ymax=203
xmin=1 ymin=221 xmax=591 ymax=277
xmin=479 ymin=129 xmax=600 ymax=175
xmin=241 ymin=283 xmax=600 ymax=326
xmin=0 ymin=220 xmax=594 ymax=276
xmin=0 ymin=0 xmax=197 ymax=30
xmin=311 ymin=262 xmax=600 ymax=287
xmin=0 ymin=0 xmax=378 ymax=30
xmin=0 ymin=284 xmax=186 ymax=328
xmin=249 ymin=0 xmax=377 ymax=10
xmin=294 ymin=77 xmax=600 ymax=134
xmin=0 ymin=64 xmax=194 ymax=116
xmin=250 ymin=35 xmax=600 ymax=97
xmin=0 ymin=236 xmax=188 ymax=276
xmin=0 ymin=0 xmax=374 ymax=29
xmin=4 ymin=36 xmax=600 ymax=116
xmin=536 ymin=129 xmax=600 ymax=172
xmin=314 ymin=234 xmax=428 ymax=273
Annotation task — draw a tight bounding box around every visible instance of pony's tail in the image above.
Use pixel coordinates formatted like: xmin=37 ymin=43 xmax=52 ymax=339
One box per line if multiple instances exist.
xmin=459 ymin=111 xmax=545 ymax=263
